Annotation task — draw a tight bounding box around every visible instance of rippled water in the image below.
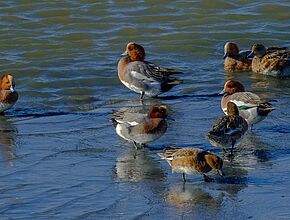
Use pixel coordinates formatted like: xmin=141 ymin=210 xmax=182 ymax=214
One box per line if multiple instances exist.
xmin=0 ymin=1 xmax=290 ymax=219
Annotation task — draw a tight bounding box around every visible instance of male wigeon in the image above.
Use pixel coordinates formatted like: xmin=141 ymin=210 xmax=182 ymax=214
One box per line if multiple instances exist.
xmin=223 ymin=42 xmax=252 ymax=72
xmin=111 ymin=105 xmax=169 ymax=148
xmin=208 ymin=102 xmax=248 ymax=155
xmin=118 ymin=42 xmax=183 ymax=99
xmin=0 ymin=74 xmax=18 ymax=113
xmin=158 ymin=147 xmax=224 ymax=182
xmin=220 ymin=80 xmax=275 ymax=129
xmin=248 ymin=44 xmax=290 ymax=77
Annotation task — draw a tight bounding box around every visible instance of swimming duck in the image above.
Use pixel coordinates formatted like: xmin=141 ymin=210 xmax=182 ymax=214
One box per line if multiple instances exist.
xmin=248 ymin=44 xmax=290 ymax=77
xmin=118 ymin=42 xmax=183 ymax=99
xmin=208 ymin=102 xmax=248 ymax=155
xmin=111 ymin=105 xmax=169 ymax=148
xmin=220 ymin=80 xmax=275 ymax=129
xmin=0 ymin=74 xmax=18 ymax=113
xmin=223 ymin=42 xmax=252 ymax=72
xmin=158 ymin=146 xmax=224 ymax=182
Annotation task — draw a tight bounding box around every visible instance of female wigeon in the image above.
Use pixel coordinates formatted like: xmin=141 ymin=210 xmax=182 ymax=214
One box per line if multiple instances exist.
xmin=111 ymin=105 xmax=169 ymax=148
xmin=118 ymin=42 xmax=182 ymax=99
xmin=223 ymin=42 xmax=252 ymax=72
xmin=208 ymin=102 xmax=248 ymax=155
xmin=220 ymin=80 xmax=275 ymax=129
xmin=158 ymin=147 xmax=224 ymax=182
xmin=248 ymin=44 xmax=290 ymax=77
xmin=0 ymin=74 xmax=18 ymax=113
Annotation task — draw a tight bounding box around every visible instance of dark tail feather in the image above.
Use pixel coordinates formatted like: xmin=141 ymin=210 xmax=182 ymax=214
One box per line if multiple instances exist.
xmin=110 ymin=118 xmax=118 ymax=128
xmin=258 ymin=103 xmax=276 ymax=116
xmin=167 ymin=79 xmax=183 ymax=85
xmin=158 ymin=69 xmax=183 ymax=76
xmin=161 ymin=79 xmax=183 ymax=92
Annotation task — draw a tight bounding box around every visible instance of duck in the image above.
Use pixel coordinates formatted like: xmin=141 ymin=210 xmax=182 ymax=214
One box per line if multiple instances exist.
xmin=208 ymin=102 xmax=248 ymax=155
xmin=158 ymin=146 xmax=224 ymax=182
xmin=220 ymin=80 xmax=275 ymax=129
xmin=0 ymin=74 xmax=18 ymax=114
xmin=223 ymin=42 xmax=252 ymax=72
xmin=248 ymin=44 xmax=290 ymax=77
xmin=117 ymin=42 xmax=183 ymax=99
xmin=111 ymin=105 xmax=169 ymax=148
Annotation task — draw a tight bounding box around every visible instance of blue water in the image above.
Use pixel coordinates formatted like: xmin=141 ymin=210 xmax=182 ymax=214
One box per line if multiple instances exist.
xmin=0 ymin=1 xmax=290 ymax=219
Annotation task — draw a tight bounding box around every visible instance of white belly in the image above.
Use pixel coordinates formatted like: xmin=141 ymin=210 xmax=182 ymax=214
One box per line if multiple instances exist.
xmin=121 ymin=80 xmax=142 ymax=94
xmin=120 ymin=80 xmax=161 ymax=97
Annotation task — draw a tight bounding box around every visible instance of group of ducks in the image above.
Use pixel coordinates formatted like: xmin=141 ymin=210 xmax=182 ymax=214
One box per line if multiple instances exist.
xmin=224 ymin=42 xmax=290 ymax=76
xmin=0 ymin=41 xmax=287 ymax=182
xmin=112 ymin=42 xmax=285 ymax=182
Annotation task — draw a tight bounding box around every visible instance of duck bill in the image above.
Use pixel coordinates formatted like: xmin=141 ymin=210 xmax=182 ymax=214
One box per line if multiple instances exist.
xmin=219 ymin=89 xmax=226 ymax=95
xmin=217 ymin=169 xmax=224 ymax=176
xmin=121 ymin=51 xmax=128 ymax=56
xmin=10 ymin=85 xmax=15 ymax=93
xmin=247 ymin=51 xmax=254 ymax=59
xmin=223 ymin=52 xmax=229 ymax=59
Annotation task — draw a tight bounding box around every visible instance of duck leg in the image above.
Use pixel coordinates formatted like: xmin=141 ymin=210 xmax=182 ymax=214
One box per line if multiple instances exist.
xmin=182 ymin=173 xmax=186 ymax=182
xmin=226 ymin=140 xmax=236 ymax=162
xmin=230 ymin=140 xmax=235 ymax=155
xmin=133 ymin=141 xmax=139 ymax=149
xmin=140 ymin=91 xmax=144 ymax=99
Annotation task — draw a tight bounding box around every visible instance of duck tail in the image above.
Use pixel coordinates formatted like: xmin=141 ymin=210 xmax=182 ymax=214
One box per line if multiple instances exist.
xmin=167 ymin=79 xmax=183 ymax=85
xmin=158 ymin=146 xmax=181 ymax=159
xmin=258 ymin=103 xmax=276 ymax=116
xmin=161 ymin=79 xmax=183 ymax=92
xmin=110 ymin=118 xmax=118 ymax=128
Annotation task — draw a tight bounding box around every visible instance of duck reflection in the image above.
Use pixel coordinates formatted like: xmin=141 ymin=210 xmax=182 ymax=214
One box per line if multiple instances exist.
xmin=234 ymin=133 xmax=272 ymax=167
xmin=166 ymin=163 xmax=248 ymax=209
xmin=166 ymin=184 xmax=224 ymax=209
xmin=114 ymin=148 xmax=165 ymax=182
xmin=111 ymin=105 xmax=170 ymax=148
xmin=0 ymin=116 xmax=17 ymax=166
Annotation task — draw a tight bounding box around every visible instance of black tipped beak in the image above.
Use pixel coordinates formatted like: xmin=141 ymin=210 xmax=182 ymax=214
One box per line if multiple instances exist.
xmin=218 ymin=169 xmax=224 ymax=176
xmin=247 ymin=51 xmax=254 ymax=59
xmin=223 ymin=52 xmax=229 ymax=59
xmin=219 ymin=89 xmax=226 ymax=95
xmin=121 ymin=51 xmax=128 ymax=56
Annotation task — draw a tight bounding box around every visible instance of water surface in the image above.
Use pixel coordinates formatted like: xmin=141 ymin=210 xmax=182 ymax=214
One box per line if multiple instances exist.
xmin=0 ymin=1 xmax=290 ymax=219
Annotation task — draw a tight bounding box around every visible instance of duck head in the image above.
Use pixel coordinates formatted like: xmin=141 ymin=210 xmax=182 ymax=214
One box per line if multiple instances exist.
xmin=204 ymin=153 xmax=224 ymax=176
xmin=219 ymin=80 xmax=245 ymax=95
xmin=0 ymin=74 xmax=16 ymax=92
xmin=248 ymin=44 xmax=266 ymax=58
xmin=147 ymin=105 xmax=168 ymax=119
xmin=227 ymin=101 xmax=239 ymax=116
xmin=121 ymin=42 xmax=146 ymax=62
xmin=223 ymin=42 xmax=239 ymax=59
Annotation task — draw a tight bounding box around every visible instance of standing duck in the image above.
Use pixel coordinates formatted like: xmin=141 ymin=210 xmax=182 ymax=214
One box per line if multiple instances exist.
xmin=0 ymin=74 xmax=18 ymax=113
xmin=220 ymin=80 xmax=275 ymax=129
xmin=118 ymin=42 xmax=182 ymax=99
xmin=158 ymin=147 xmax=224 ymax=182
xmin=111 ymin=105 xmax=169 ymax=148
xmin=208 ymin=102 xmax=248 ymax=155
